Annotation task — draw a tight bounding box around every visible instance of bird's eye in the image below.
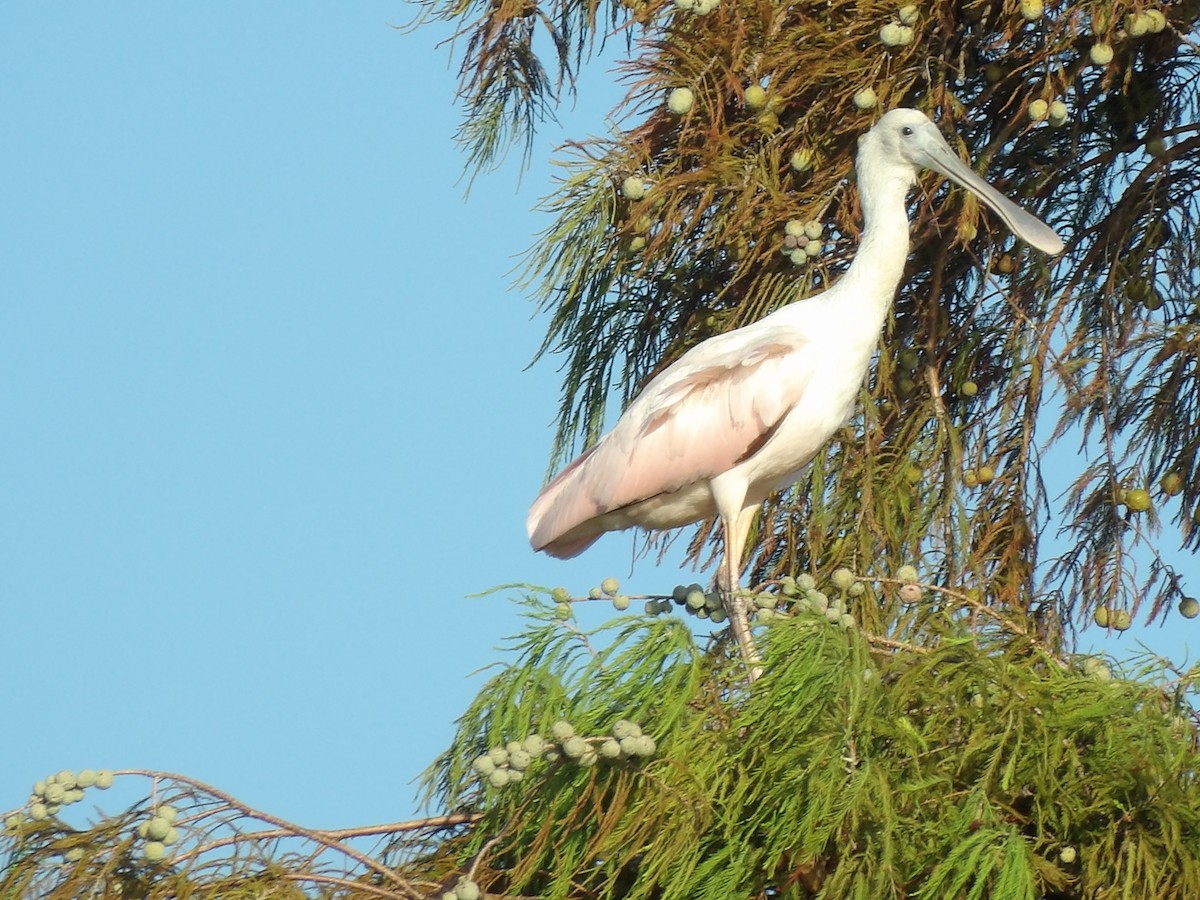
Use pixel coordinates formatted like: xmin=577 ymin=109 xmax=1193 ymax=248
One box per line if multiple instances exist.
xmin=901 ymin=126 xmax=914 ymax=136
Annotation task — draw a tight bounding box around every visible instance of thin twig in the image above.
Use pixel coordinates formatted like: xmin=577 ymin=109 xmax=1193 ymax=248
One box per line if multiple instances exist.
xmin=114 ymin=770 xmax=426 ymax=900
xmin=283 ymin=871 xmax=415 ymax=900
xmin=176 ymin=813 xmax=482 ymax=866
xmin=466 ymin=834 xmax=504 ymax=882
xmin=864 ymin=634 xmax=929 ymax=655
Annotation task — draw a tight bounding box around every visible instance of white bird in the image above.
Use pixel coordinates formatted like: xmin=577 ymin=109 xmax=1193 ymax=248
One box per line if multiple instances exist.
xmin=527 ymin=109 xmax=1063 ymax=673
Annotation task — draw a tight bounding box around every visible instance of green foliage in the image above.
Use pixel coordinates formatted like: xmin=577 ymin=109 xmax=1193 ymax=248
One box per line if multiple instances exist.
xmin=424 ymin=594 xmax=707 ymax=812
xmin=404 ymin=0 xmax=635 ymax=176
xmin=413 ymin=593 xmax=1200 ymax=899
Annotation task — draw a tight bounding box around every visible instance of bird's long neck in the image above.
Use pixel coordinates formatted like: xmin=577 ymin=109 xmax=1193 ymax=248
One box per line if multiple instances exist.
xmin=825 ymin=168 xmax=915 ymax=340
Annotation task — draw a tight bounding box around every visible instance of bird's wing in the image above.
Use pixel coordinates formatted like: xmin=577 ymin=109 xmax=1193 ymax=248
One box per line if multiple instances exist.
xmin=528 ymin=327 xmax=815 ymax=554
xmin=601 ymin=338 xmax=805 ymax=500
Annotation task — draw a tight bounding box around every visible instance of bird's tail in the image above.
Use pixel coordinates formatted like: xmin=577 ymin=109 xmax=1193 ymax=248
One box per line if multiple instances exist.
xmin=527 ymin=447 xmax=604 ymax=558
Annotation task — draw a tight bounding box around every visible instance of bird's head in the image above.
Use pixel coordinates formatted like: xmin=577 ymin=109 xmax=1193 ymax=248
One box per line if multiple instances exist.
xmin=858 ymin=108 xmax=1064 ymax=255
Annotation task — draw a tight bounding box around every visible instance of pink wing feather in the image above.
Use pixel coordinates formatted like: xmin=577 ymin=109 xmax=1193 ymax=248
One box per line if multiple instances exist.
xmin=527 ymin=333 xmax=811 ymax=557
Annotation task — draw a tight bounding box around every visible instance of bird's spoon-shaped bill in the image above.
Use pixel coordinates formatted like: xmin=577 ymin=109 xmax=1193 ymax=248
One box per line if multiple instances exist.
xmin=910 ymin=127 xmax=1065 ymax=256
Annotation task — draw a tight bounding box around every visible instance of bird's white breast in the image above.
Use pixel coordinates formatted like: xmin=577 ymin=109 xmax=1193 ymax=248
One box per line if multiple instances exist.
xmin=733 ymin=316 xmax=877 ymax=502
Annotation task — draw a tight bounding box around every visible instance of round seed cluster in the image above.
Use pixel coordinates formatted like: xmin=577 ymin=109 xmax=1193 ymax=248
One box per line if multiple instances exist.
xmin=19 ymin=769 xmax=114 ymax=823
xmin=760 ymin=569 xmax=865 ymax=629
xmin=782 ymin=219 xmax=824 ymax=267
xmin=1092 ymin=606 xmax=1132 ymax=631
xmin=1081 ymin=9 xmax=1165 ymax=76
xmin=591 ymin=577 xmax=632 ymax=611
xmin=1081 ymin=656 xmax=1114 ymax=681
xmin=472 ymin=736 xmax=543 ymax=787
xmin=621 ymin=176 xmax=648 ymax=201
xmin=737 ymin=83 xmax=783 ymax=133
xmin=789 ymin=148 xmax=814 ymax=173
xmin=580 ymin=578 xmax=633 ymax=611
xmin=1019 ymin=0 xmax=1044 ymax=21
xmin=608 ymin=719 xmax=657 ymax=758
xmin=136 ymin=804 xmax=181 ymax=862
xmin=472 ymin=719 xmax=655 ymax=789
xmin=440 ymin=879 xmax=482 ymax=900
xmin=744 ymin=84 xmax=768 ymax=110
xmin=672 ymin=0 xmax=719 ymax=15
xmin=879 ymin=4 xmax=917 ymax=48
xmin=1160 ymin=472 xmax=1184 ymax=496
xmin=1118 ymin=486 xmax=1152 ymax=513
xmin=1028 ymin=97 xmax=1068 ymax=127
xmin=892 ymin=346 xmax=924 ymax=399
xmin=1089 ymin=41 xmax=1114 ymax=66
xmin=852 ymin=87 xmax=878 ymax=110
xmin=1125 ymin=9 xmax=1168 ymax=36
xmin=1124 ymin=276 xmax=1163 ymax=309
xmin=644 ymin=595 xmax=675 ymax=616
xmin=963 ymin=465 xmax=996 ymax=488
xmin=667 ymin=86 xmax=694 ymax=115
xmin=1047 ymin=99 xmax=1068 ymax=127
xmin=887 ymin=565 xmax=923 ymax=605
xmin=660 ymin=582 xmax=727 ymax=623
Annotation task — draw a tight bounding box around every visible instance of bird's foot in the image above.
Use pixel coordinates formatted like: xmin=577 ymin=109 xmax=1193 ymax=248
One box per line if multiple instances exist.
xmin=723 ymin=589 xmax=763 ymax=682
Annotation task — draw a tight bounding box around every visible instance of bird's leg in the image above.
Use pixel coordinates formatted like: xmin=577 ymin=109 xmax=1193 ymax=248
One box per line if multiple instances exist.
xmin=721 ymin=508 xmax=763 ymax=681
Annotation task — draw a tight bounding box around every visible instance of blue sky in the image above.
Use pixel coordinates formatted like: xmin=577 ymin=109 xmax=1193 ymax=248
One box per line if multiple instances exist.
xmin=1 ymin=4 xmax=1191 ymax=836
xmin=0 ymin=4 xmax=641 ymax=828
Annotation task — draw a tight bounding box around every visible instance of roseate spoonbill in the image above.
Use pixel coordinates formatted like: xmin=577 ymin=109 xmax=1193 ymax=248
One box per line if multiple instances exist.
xmin=527 ymin=108 xmax=1064 ymax=674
